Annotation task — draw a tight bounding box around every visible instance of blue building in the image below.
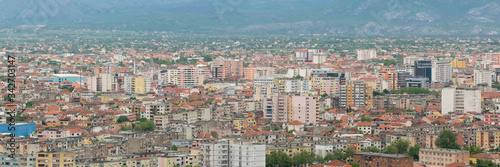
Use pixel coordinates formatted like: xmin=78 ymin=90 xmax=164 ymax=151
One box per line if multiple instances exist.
xmin=51 ymin=74 xmax=87 ymax=83
xmin=0 ymin=123 xmax=36 ymax=137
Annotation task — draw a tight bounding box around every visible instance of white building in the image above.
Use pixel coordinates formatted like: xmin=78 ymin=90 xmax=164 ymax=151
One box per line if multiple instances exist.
xmin=312 ymin=53 xmax=327 ymax=64
xmin=200 ymin=140 xmax=265 ymax=167
xmin=356 ymin=49 xmax=377 ymax=61
xmin=284 ymin=79 xmax=311 ymax=94
xmin=442 ymin=87 xmax=481 ymax=115
xmin=100 ymin=73 xmax=113 ymax=92
xmin=474 ymin=70 xmax=493 ymax=87
xmin=431 ymin=61 xmax=452 ymax=83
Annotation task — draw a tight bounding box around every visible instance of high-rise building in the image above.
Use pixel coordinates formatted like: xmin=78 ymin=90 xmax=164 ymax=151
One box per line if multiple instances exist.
xmin=244 ymin=67 xmax=274 ymax=82
xmin=178 ymin=66 xmax=211 ymax=87
xmin=262 ymin=92 xmax=290 ymax=123
xmin=340 ymin=81 xmax=373 ymax=109
xmin=474 ymin=70 xmax=492 ymax=87
xmin=124 ymin=75 xmax=151 ymax=94
xmin=212 ymin=58 xmax=244 ymax=79
xmin=414 ymin=60 xmax=432 ymax=81
xmin=200 ymin=140 xmax=265 ymax=167
xmin=485 ymin=53 xmax=500 ymax=64
xmin=312 ymin=53 xmax=327 ymax=64
xmin=397 ymin=71 xmax=411 ymax=89
xmin=442 ymin=87 xmax=481 ymax=115
xmin=295 ymin=49 xmax=323 ymax=62
xmin=356 ymin=49 xmax=377 ymax=61
xmin=432 ymin=61 xmax=452 ymax=83
xmin=291 ymin=95 xmax=319 ymax=125
xmin=452 ymin=59 xmax=466 ymax=68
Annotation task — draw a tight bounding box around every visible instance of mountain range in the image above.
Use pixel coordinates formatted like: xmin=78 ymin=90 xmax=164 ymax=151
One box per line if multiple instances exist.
xmin=1 ymin=0 xmax=500 ymax=36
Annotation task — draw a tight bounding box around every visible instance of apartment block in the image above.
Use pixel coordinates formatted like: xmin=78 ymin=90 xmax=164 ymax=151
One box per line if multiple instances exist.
xmin=441 ymin=87 xmax=481 ymax=115
xmin=291 ymin=95 xmax=319 ymax=125
xmin=353 ymin=152 xmax=413 ymax=167
xmin=419 ymin=148 xmax=469 ymax=167
xmin=36 ymin=151 xmax=76 ymax=167
xmin=200 ymin=140 xmax=265 ymax=167
xmin=340 ymin=81 xmax=373 ymax=109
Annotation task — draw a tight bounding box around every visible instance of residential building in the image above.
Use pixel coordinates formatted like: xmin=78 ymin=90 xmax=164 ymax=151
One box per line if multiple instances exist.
xmin=474 ymin=70 xmax=492 ymax=87
xmin=432 ymin=61 xmax=452 ymax=83
xmin=124 ymin=75 xmax=151 ymax=94
xmin=200 ymin=140 xmax=265 ymax=167
xmin=36 ymin=151 xmax=76 ymax=167
xmin=442 ymin=87 xmax=481 ymax=115
xmin=340 ymin=81 xmax=373 ymax=109
xmin=262 ymin=92 xmax=290 ymax=123
xmin=353 ymin=152 xmax=413 ymax=167
xmin=291 ymin=95 xmax=319 ymax=125
xmin=356 ymin=49 xmax=377 ymax=61
xmin=419 ymin=148 xmax=470 ymax=167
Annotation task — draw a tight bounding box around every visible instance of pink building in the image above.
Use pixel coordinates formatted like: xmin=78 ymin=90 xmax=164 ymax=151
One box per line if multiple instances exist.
xmin=263 ymin=92 xmax=290 ymax=123
xmin=178 ymin=66 xmax=211 ymax=87
xmin=291 ymin=96 xmax=319 ymax=125
xmin=212 ymin=59 xmax=244 ymax=78
xmin=37 ymin=129 xmax=70 ymax=139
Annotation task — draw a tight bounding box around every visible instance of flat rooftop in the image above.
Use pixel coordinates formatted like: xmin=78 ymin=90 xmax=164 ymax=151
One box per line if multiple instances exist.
xmin=354 ymin=152 xmax=410 ymax=158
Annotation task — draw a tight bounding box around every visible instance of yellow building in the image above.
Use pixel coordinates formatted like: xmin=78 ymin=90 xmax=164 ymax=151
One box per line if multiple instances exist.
xmin=342 ymin=81 xmax=373 ymax=109
xmin=76 ymin=160 xmax=126 ymax=167
xmin=476 ymin=131 xmax=500 ymax=151
xmin=133 ymin=76 xmax=149 ymax=94
xmin=36 ymin=151 xmax=76 ymax=167
xmin=267 ymin=146 xmax=312 ymax=158
xmin=452 ymin=59 xmax=466 ymax=68
xmin=157 ymin=154 xmax=200 ymax=167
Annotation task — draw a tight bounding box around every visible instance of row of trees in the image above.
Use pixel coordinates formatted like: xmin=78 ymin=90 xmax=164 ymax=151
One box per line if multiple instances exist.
xmin=266 ymin=149 xmax=356 ymax=167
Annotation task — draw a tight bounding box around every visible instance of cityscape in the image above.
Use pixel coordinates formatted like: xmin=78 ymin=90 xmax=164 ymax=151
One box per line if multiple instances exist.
xmin=1 ymin=1 xmax=500 ymax=167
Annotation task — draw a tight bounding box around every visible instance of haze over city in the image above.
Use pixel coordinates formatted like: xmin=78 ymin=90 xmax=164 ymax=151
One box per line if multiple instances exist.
xmin=0 ymin=1 xmax=499 ymax=167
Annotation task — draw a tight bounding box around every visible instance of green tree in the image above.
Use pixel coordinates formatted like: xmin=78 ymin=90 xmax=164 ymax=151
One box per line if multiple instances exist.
xmin=120 ymin=126 xmax=132 ymax=131
xmin=15 ymin=115 xmax=25 ymax=121
xmin=383 ymin=89 xmax=390 ymax=94
xmin=373 ymin=91 xmax=385 ymax=96
xmin=392 ymin=140 xmax=410 ymax=153
xmin=266 ymin=151 xmax=293 ymax=167
xmin=315 ymin=154 xmax=326 ymax=164
xmin=203 ymin=55 xmax=213 ymax=62
xmin=464 ymin=145 xmax=484 ymax=155
xmin=408 ymin=144 xmax=422 ymax=160
xmin=210 ymin=131 xmax=219 ymax=138
xmin=362 ymin=146 xmax=381 ymax=153
xmin=117 ymin=116 xmax=130 ymax=123
xmin=94 ymin=93 xmax=102 ymax=97
xmin=133 ymin=120 xmax=155 ymax=131
xmin=383 ymin=145 xmax=398 ymax=154
xmin=292 ymin=151 xmax=316 ymax=166
xmin=345 ymin=147 xmax=355 ymax=158
xmin=171 ymin=145 xmax=178 ymax=151
xmin=26 ymin=101 xmax=34 ymax=108
xmin=323 ymin=152 xmax=339 ymax=162
xmin=42 ymin=120 xmax=47 ymax=125
xmin=350 ymin=163 xmax=360 ymax=167
xmin=360 ymin=115 xmax=372 ymax=122
xmin=435 ymin=130 xmax=461 ymax=149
